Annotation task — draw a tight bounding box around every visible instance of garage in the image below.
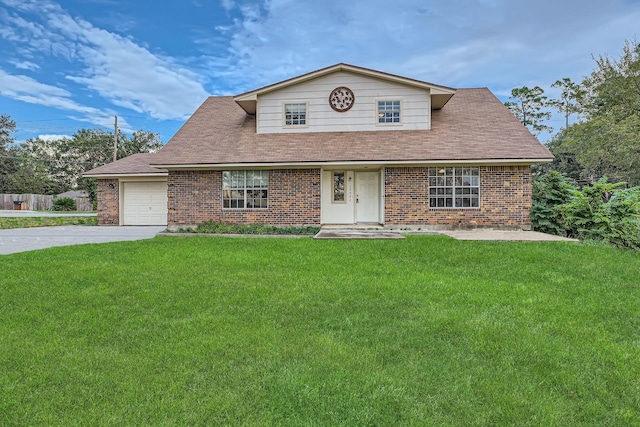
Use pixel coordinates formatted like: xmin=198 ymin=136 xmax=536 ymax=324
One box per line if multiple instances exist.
xmin=122 ymin=181 xmax=168 ymax=225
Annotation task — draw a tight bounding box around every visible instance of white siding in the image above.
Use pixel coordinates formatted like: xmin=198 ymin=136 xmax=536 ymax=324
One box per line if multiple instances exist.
xmin=257 ymin=71 xmax=431 ymax=134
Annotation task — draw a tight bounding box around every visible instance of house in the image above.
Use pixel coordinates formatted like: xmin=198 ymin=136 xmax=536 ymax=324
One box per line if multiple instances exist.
xmin=84 ymin=63 xmax=553 ymax=229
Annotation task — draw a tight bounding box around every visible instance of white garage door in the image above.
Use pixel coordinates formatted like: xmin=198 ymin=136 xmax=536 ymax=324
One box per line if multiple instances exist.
xmin=123 ymin=181 xmax=168 ymax=225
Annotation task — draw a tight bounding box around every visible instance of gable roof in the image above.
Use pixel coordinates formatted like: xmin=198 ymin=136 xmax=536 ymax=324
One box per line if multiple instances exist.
xmin=234 ymin=63 xmax=457 ymax=113
xmin=150 ymin=88 xmax=552 ymax=169
xmin=84 ymin=153 xmax=168 ymax=178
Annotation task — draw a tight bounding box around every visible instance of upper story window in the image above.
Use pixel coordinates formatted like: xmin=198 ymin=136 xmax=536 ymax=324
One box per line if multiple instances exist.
xmin=222 ymin=170 xmax=269 ymax=209
xmin=428 ymin=167 xmax=480 ymax=208
xmin=284 ymin=103 xmax=307 ymax=126
xmin=378 ymin=100 xmax=401 ymax=124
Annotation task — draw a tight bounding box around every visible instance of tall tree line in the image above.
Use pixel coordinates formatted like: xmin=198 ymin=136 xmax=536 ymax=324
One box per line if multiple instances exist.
xmin=0 ymin=121 xmax=163 ymax=200
xmin=505 ymin=39 xmax=640 ymax=186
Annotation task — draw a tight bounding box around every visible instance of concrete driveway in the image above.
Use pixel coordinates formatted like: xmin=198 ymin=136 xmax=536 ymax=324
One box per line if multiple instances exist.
xmin=0 ymin=226 xmax=166 ymax=255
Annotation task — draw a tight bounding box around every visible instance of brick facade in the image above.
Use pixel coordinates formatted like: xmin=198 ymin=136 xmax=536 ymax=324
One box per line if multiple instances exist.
xmin=167 ymin=169 xmax=321 ymax=226
xmin=97 ymin=179 xmax=119 ymax=225
xmin=384 ymin=165 xmax=532 ymax=227
xmin=98 ymin=165 xmax=532 ymax=228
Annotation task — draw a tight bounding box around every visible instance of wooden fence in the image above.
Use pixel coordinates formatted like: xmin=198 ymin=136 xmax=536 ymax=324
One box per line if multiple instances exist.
xmin=0 ymin=194 xmax=93 ymax=211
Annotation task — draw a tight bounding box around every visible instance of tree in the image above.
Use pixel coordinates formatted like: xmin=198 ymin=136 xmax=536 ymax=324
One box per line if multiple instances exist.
xmin=581 ymin=39 xmax=640 ymax=121
xmin=560 ymin=115 xmax=640 ymax=185
xmin=66 ymin=129 xmax=164 ymax=202
xmin=121 ymin=130 xmax=164 ymax=157
xmin=0 ymin=114 xmax=17 ymax=192
xmin=9 ymin=128 xmax=164 ymax=199
xmin=539 ymin=131 xmax=583 ymax=183
xmin=548 ymin=40 xmax=640 ymax=186
xmin=504 ymin=86 xmax=552 ymax=135
xmin=549 ymin=78 xmax=584 ymax=129
xmin=18 ymin=137 xmax=77 ymax=191
xmin=6 ymin=146 xmax=65 ymax=195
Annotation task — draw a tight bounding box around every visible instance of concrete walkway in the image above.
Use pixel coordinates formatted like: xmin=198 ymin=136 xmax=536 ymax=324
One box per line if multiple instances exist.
xmin=436 ymin=229 xmax=578 ymax=242
xmin=0 ymin=226 xmax=166 ymax=255
xmin=315 ymin=227 xmax=577 ymax=242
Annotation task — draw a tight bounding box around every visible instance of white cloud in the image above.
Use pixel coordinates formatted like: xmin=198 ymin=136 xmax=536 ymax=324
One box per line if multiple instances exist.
xmin=37 ymin=134 xmax=70 ymax=141
xmin=0 ymin=69 xmax=71 ymax=98
xmin=203 ymin=0 xmax=640 ymax=94
xmin=0 ymin=69 xmax=132 ymax=132
xmin=1 ymin=0 xmax=639 ymax=139
xmin=220 ymin=0 xmax=235 ymax=11
xmin=10 ymin=60 xmax=40 ymax=70
xmin=0 ymin=0 xmax=209 ymax=122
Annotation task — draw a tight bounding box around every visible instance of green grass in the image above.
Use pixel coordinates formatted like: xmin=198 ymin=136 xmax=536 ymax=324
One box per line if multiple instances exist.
xmin=0 ymin=216 xmax=97 ymax=229
xmin=1 ymin=236 xmax=639 ymax=425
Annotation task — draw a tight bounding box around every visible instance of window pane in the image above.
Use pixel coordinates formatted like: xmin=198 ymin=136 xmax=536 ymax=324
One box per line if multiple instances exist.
xmin=285 ymin=103 xmax=306 ymax=126
xmin=333 ymin=172 xmax=345 ymax=202
xmin=378 ymin=100 xmax=401 ymax=123
xmin=429 ymin=167 xmax=480 ymax=209
xmin=222 ymin=170 xmax=268 ymax=209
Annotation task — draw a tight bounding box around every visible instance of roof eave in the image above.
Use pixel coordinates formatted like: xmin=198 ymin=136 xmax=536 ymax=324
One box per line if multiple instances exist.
xmin=83 ymin=172 xmax=168 ymax=179
xmin=233 ymin=63 xmax=457 ymax=113
xmin=150 ymin=158 xmax=554 ymax=170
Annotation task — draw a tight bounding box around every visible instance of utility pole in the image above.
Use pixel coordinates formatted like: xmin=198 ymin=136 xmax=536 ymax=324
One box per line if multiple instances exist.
xmin=113 ymin=115 xmax=118 ymax=162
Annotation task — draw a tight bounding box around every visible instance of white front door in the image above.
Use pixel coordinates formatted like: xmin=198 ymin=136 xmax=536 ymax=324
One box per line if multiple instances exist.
xmin=356 ymin=172 xmax=379 ymax=223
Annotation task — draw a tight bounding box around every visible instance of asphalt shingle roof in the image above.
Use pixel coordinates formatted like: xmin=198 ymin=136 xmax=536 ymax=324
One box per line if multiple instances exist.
xmin=151 ymin=88 xmax=552 ymax=167
xmin=84 ymin=153 xmax=167 ymax=176
xmin=86 ymin=87 xmax=553 ymax=176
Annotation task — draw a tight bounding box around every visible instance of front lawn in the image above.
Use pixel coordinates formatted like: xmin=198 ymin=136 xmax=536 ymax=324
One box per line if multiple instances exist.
xmin=1 ymin=236 xmax=638 ymax=425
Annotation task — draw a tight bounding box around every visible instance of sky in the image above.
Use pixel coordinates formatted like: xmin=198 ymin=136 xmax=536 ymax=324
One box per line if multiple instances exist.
xmin=1 ymin=0 xmax=639 ymax=144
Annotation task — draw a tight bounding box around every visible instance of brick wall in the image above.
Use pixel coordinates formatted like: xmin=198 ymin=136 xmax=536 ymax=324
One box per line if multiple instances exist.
xmin=167 ymin=169 xmax=321 ymax=226
xmin=98 ymin=166 xmax=531 ymax=228
xmin=384 ymin=165 xmax=532 ymax=227
xmin=97 ymin=179 xmax=119 ymax=225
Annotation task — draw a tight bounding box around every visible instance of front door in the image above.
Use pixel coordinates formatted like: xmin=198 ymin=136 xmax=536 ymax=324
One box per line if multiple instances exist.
xmin=356 ymin=172 xmax=379 ymax=223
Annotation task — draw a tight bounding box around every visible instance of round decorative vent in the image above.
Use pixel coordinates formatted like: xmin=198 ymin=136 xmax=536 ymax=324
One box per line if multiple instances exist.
xmin=329 ymin=86 xmax=355 ymax=112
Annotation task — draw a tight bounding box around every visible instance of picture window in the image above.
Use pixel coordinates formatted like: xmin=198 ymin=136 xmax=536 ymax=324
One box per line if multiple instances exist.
xmin=222 ymin=170 xmax=269 ymax=209
xmin=428 ymin=167 xmax=480 ymax=208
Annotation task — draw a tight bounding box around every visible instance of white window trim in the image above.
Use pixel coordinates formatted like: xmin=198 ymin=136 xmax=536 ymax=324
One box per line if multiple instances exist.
xmin=375 ymin=98 xmax=403 ymax=126
xmin=282 ymin=101 xmax=309 ymax=128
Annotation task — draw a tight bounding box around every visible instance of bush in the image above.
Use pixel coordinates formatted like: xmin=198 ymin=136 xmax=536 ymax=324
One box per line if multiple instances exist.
xmin=530 ymin=171 xmax=576 ymax=235
xmin=182 ymin=221 xmax=320 ymax=235
xmin=53 ymin=197 xmax=77 ymax=211
xmin=532 ymin=172 xmax=640 ymax=249
xmin=561 ymin=178 xmax=640 ymax=249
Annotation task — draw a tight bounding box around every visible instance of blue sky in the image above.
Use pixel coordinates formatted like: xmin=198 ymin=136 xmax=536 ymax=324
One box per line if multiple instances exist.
xmin=1 ymin=0 xmax=639 ymax=144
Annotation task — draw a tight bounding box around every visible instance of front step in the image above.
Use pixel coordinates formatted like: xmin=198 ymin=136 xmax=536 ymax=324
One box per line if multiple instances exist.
xmin=314 ymin=229 xmax=404 ymax=239
xmin=320 ymin=224 xmax=383 ymax=231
